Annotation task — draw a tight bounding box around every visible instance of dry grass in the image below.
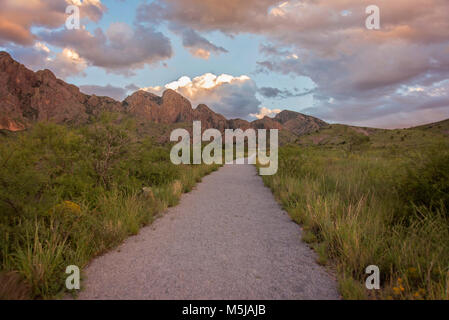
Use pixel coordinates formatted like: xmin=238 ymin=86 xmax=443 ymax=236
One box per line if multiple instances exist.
xmin=261 ymin=146 xmax=449 ymax=300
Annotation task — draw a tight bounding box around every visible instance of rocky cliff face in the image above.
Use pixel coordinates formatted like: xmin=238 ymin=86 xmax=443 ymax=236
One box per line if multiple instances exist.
xmin=194 ymin=104 xmax=228 ymax=131
xmin=0 ymin=51 xmax=123 ymax=131
xmin=122 ymin=92 xmax=328 ymax=135
xmin=0 ymin=51 xmax=327 ymax=136
xmin=122 ymin=91 xmax=229 ymax=131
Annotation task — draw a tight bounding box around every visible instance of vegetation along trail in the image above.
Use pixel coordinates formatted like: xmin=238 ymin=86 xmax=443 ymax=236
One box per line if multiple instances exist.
xmin=77 ymin=161 xmax=339 ymax=299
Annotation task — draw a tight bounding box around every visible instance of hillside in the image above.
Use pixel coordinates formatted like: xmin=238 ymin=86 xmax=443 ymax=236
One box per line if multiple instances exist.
xmin=296 ymin=121 xmax=449 ymax=151
xmin=2 ymin=50 xmax=448 ymax=148
xmin=0 ymin=51 xmax=328 ymax=139
xmin=412 ymin=118 xmax=449 ymax=136
xmin=273 ymin=110 xmax=328 ymax=135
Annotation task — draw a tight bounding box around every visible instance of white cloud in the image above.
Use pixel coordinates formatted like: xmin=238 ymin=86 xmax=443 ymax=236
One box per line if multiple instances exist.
xmin=40 ymin=23 xmax=172 ymax=74
xmin=9 ymin=45 xmax=87 ymax=79
xmin=407 ymin=87 xmax=425 ymax=93
xmin=34 ymin=42 xmax=50 ymax=53
xmin=143 ymin=73 xmax=260 ymax=119
xmin=139 ymin=0 xmax=449 ymax=127
xmin=250 ymin=107 xmax=281 ymax=119
xmin=144 ymin=73 xmax=251 ymax=98
xmin=191 ymin=48 xmax=211 ymax=59
xmin=269 ymin=1 xmax=300 ymax=17
xmin=50 ymin=48 xmax=88 ymax=78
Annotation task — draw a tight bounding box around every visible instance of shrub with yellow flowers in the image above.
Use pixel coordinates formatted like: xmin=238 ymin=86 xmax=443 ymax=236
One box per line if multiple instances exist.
xmin=49 ymin=201 xmax=82 ymax=217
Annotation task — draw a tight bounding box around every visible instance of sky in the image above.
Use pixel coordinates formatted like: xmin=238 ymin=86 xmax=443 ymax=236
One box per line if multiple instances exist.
xmin=1 ymin=0 xmax=449 ymax=128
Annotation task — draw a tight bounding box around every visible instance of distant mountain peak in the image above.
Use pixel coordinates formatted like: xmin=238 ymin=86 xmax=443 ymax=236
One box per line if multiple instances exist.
xmin=273 ymin=109 xmax=328 ymax=135
xmin=0 ymin=52 xmax=328 ymax=137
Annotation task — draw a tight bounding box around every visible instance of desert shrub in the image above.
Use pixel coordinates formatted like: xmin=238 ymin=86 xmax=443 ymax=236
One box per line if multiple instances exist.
xmin=0 ymin=113 xmax=218 ymax=299
xmin=398 ymin=146 xmax=449 ymax=216
xmin=0 ymin=123 xmax=90 ymax=220
xmin=131 ymin=142 xmax=180 ymax=187
xmin=80 ymin=113 xmax=135 ymax=190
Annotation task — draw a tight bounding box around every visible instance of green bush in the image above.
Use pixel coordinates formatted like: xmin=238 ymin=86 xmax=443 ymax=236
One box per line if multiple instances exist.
xmin=399 ymin=147 xmax=449 ymax=215
xmin=0 ymin=113 xmax=218 ymax=299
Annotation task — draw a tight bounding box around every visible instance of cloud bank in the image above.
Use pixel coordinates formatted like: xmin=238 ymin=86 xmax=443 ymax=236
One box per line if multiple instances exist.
xmin=0 ymin=0 xmax=106 ymax=46
xmin=2 ymin=0 xmax=449 ymax=127
xmin=250 ymin=107 xmax=282 ymax=119
xmin=1 ymin=1 xmax=173 ymax=76
xmin=40 ymin=22 xmax=172 ymax=74
xmin=9 ymin=43 xmax=87 ymax=78
xmin=143 ymin=73 xmax=261 ymax=119
xmin=139 ymin=0 xmax=449 ymax=127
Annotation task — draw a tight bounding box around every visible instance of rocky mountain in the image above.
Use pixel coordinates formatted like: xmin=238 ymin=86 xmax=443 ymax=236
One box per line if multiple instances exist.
xmin=252 ymin=116 xmax=285 ymax=130
xmin=123 ymin=89 xmax=193 ymax=124
xmin=122 ymin=90 xmax=230 ymax=132
xmin=0 ymin=51 xmax=328 ymax=137
xmin=273 ymin=110 xmax=328 ymax=135
xmin=194 ymin=104 xmax=228 ymax=131
xmin=0 ymin=51 xmax=122 ymax=131
xmin=228 ymin=119 xmax=252 ymax=131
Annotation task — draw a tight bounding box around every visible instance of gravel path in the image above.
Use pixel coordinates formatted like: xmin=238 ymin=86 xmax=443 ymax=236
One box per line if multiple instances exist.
xmin=77 ymin=161 xmax=340 ymax=299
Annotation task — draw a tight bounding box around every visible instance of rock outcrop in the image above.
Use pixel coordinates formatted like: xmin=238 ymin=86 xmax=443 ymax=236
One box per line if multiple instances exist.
xmin=0 ymin=51 xmax=328 ymax=136
xmin=122 ymin=91 xmax=229 ymax=131
xmin=0 ymin=51 xmax=122 ymax=131
xmin=194 ymin=104 xmax=228 ymax=131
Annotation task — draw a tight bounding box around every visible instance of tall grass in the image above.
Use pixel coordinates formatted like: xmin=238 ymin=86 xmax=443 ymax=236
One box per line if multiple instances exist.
xmin=0 ymin=115 xmax=219 ymax=299
xmin=262 ymin=146 xmax=449 ymax=300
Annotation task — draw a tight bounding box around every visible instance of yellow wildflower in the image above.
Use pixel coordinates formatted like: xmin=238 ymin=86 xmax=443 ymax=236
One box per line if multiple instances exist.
xmin=50 ymin=200 xmax=82 ymax=216
xmin=408 ymin=267 xmax=417 ymax=274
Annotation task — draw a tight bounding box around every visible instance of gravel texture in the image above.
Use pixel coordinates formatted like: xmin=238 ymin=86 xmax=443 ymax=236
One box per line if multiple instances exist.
xmin=76 ymin=161 xmax=340 ymax=300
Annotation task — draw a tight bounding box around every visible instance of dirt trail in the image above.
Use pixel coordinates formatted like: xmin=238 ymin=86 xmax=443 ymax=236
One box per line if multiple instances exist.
xmin=77 ymin=161 xmax=339 ymax=299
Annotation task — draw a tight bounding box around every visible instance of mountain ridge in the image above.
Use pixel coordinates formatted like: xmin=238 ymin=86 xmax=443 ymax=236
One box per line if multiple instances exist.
xmin=2 ymin=51 xmax=447 ymax=137
xmin=0 ymin=51 xmax=330 ymax=136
